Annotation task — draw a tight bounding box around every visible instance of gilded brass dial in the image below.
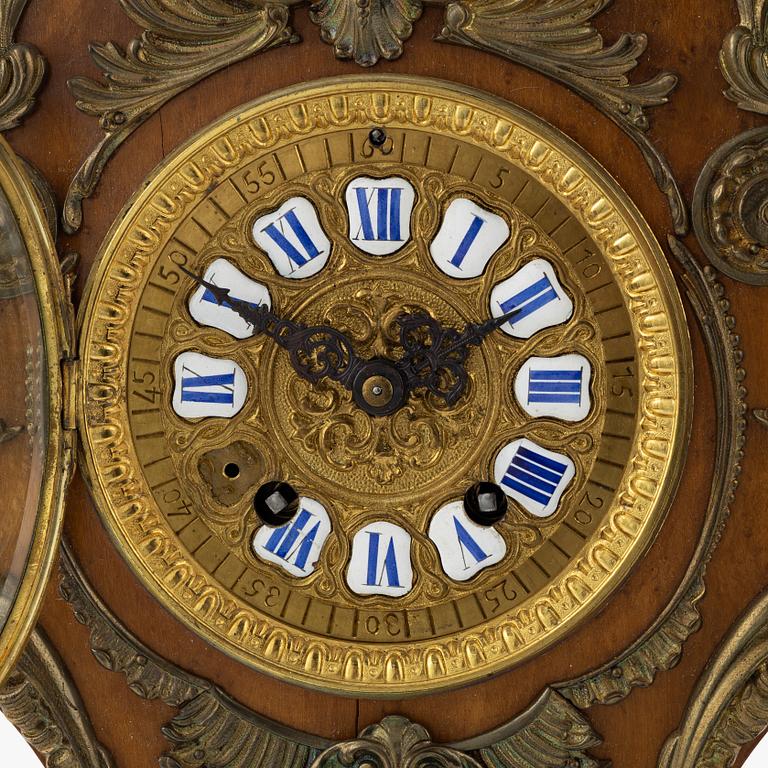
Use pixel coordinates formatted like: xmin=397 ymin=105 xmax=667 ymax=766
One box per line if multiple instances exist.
xmin=78 ymin=77 xmax=692 ymax=696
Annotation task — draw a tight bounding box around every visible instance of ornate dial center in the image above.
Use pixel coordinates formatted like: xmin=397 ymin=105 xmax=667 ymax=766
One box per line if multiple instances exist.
xmin=78 ymin=78 xmax=691 ymax=696
xmin=263 ymin=272 xmax=500 ymax=500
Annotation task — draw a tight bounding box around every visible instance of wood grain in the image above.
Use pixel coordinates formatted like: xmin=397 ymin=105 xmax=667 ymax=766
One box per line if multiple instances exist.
xmin=4 ymin=1 xmax=766 ymax=766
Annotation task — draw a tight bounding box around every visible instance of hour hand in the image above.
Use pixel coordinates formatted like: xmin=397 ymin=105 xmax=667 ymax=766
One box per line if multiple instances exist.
xmin=181 ymin=265 xmax=269 ymax=332
xmin=182 ymin=266 xmax=368 ymax=392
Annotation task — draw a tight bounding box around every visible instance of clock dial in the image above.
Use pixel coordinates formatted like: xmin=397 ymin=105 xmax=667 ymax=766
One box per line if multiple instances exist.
xmin=78 ymin=77 xmax=691 ymax=695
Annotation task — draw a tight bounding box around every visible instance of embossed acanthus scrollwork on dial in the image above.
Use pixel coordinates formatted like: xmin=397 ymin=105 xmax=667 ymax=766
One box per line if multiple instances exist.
xmin=286 ymin=284 xmax=489 ymax=486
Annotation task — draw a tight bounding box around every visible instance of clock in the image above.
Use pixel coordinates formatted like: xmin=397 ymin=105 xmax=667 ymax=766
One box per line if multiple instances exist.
xmin=75 ymin=76 xmax=691 ymax=696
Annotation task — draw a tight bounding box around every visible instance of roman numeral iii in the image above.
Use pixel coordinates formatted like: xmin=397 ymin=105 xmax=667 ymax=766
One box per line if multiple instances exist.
xmin=514 ymin=353 xmax=593 ymax=421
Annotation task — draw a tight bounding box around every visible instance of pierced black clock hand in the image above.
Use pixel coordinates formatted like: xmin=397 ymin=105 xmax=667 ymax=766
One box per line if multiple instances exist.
xmin=183 ymin=268 xmax=517 ymax=415
xmin=181 ymin=266 xmax=368 ymax=390
xmin=395 ymin=306 xmax=520 ymax=406
xmin=444 ymin=307 xmax=522 ymax=351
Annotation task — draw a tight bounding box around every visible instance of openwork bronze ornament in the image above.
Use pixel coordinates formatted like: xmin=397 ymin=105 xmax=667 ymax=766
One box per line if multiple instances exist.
xmin=452 ymin=688 xmax=606 ymax=768
xmin=721 ymin=0 xmax=768 ymax=116
xmin=692 ymin=2 xmax=768 ymax=283
xmin=0 ymin=0 xmax=44 ymax=132
xmin=659 ymin=588 xmax=768 ymax=768
xmin=693 ymin=127 xmax=768 ymax=285
xmin=310 ymin=0 xmax=423 ymax=66
xmin=311 ymin=716 xmax=482 ymax=768
xmin=0 ymin=628 xmax=115 ymax=768
xmin=65 ymin=0 xmax=682 ymax=237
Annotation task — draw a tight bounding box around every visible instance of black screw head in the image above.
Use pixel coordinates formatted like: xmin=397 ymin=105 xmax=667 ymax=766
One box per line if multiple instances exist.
xmin=464 ymin=482 xmax=507 ymax=526
xmin=369 ymin=127 xmax=387 ymax=148
xmin=254 ymin=481 xmax=300 ymax=526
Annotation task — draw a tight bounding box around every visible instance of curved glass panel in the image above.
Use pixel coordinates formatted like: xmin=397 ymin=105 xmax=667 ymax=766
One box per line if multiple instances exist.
xmin=0 ymin=186 xmax=47 ymax=632
xmin=0 ymin=137 xmax=66 ymax=684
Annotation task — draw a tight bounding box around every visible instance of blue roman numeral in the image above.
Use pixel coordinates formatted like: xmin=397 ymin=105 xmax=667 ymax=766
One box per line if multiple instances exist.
xmin=500 ymin=445 xmax=568 ymax=507
xmin=180 ymin=366 xmax=236 ymax=404
xmin=354 ymin=187 xmax=403 ymax=242
xmin=449 ymin=215 xmax=485 ymax=268
xmin=261 ymin=208 xmax=322 ymax=268
xmin=453 ymin=516 xmax=489 ymax=569
xmin=528 ymin=368 xmax=583 ymax=405
xmin=499 ymin=273 xmax=559 ymax=322
xmin=365 ymin=532 xmax=401 ymax=587
xmin=263 ymin=507 xmax=321 ymax=571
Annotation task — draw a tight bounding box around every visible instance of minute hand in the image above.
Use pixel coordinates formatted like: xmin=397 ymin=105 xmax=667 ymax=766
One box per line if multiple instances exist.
xmin=439 ymin=306 xmax=521 ymax=357
xmin=181 ymin=266 xmax=366 ymax=389
xmin=395 ymin=306 xmax=520 ymax=407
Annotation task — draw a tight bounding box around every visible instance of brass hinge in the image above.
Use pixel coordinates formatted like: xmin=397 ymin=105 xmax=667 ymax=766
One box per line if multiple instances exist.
xmin=60 ymin=355 xmax=79 ymax=486
xmin=61 ymin=357 xmax=79 ymax=433
xmin=60 ymin=252 xmax=79 ymax=436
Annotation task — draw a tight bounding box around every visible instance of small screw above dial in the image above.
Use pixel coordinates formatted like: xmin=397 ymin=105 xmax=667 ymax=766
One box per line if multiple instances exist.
xmin=254 ymin=481 xmax=300 ymax=526
xmin=463 ymin=482 xmax=507 ymax=526
xmin=369 ymin=127 xmax=387 ymax=147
